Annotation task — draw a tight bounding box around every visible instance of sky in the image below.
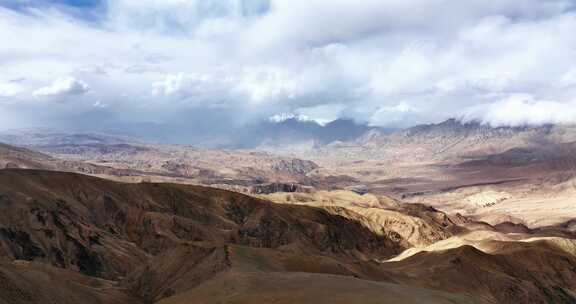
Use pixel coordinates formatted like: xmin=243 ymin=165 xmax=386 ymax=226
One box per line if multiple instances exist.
xmin=1 ymin=0 xmax=576 ymax=142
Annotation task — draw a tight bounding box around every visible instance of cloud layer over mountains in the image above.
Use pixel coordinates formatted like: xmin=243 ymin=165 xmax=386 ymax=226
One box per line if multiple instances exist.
xmin=1 ymin=0 xmax=576 ymax=139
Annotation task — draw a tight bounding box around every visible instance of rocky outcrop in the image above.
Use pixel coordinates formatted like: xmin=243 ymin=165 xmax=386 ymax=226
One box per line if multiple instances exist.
xmin=249 ymin=183 xmax=311 ymax=194
xmin=271 ymin=159 xmax=319 ymax=175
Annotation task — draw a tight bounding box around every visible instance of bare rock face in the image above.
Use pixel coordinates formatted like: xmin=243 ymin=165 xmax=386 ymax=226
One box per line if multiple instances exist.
xmin=271 ymin=159 xmax=319 ymax=175
xmin=122 ymin=244 xmax=231 ymax=303
xmin=261 ymin=190 xmax=464 ymax=248
xmin=249 ymin=183 xmax=311 ymax=194
xmin=0 ymin=169 xmax=402 ymax=279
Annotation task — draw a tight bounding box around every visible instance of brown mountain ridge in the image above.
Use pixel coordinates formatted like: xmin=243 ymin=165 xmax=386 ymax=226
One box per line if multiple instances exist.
xmin=0 ymin=169 xmax=575 ymax=303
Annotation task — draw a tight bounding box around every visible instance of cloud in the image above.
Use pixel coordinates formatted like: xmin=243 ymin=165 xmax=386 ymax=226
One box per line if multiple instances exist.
xmin=151 ymin=67 xmax=301 ymax=105
xmin=461 ymin=94 xmax=576 ymax=127
xmin=0 ymin=82 xmax=22 ymax=97
xmin=1 ymin=0 xmax=576 ymax=141
xmin=33 ymin=77 xmax=90 ymax=98
xmin=367 ymin=101 xmax=420 ymax=127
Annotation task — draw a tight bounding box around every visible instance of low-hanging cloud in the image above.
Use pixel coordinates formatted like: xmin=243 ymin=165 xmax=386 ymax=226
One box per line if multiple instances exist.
xmin=1 ymin=0 xmax=576 ymax=138
xmin=461 ymin=94 xmax=576 ymax=127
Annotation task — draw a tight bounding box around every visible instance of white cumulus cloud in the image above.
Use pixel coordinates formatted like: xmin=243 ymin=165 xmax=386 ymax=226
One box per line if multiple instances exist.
xmin=33 ymin=77 xmax=90 ymax=98
xmin=462 ymin=94 xmax=576 ymax=127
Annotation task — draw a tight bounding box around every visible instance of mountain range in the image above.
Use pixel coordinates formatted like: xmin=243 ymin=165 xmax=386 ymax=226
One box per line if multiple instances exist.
xmin=2 ymin=119 xmax=576 ymax=303
xmin=1 ymin=169 xmax=575 ymax=303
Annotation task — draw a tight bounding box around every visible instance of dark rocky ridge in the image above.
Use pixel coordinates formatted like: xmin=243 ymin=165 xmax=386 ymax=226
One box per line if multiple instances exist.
xmin=0 ymin=169 xmax=402 ymax=280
